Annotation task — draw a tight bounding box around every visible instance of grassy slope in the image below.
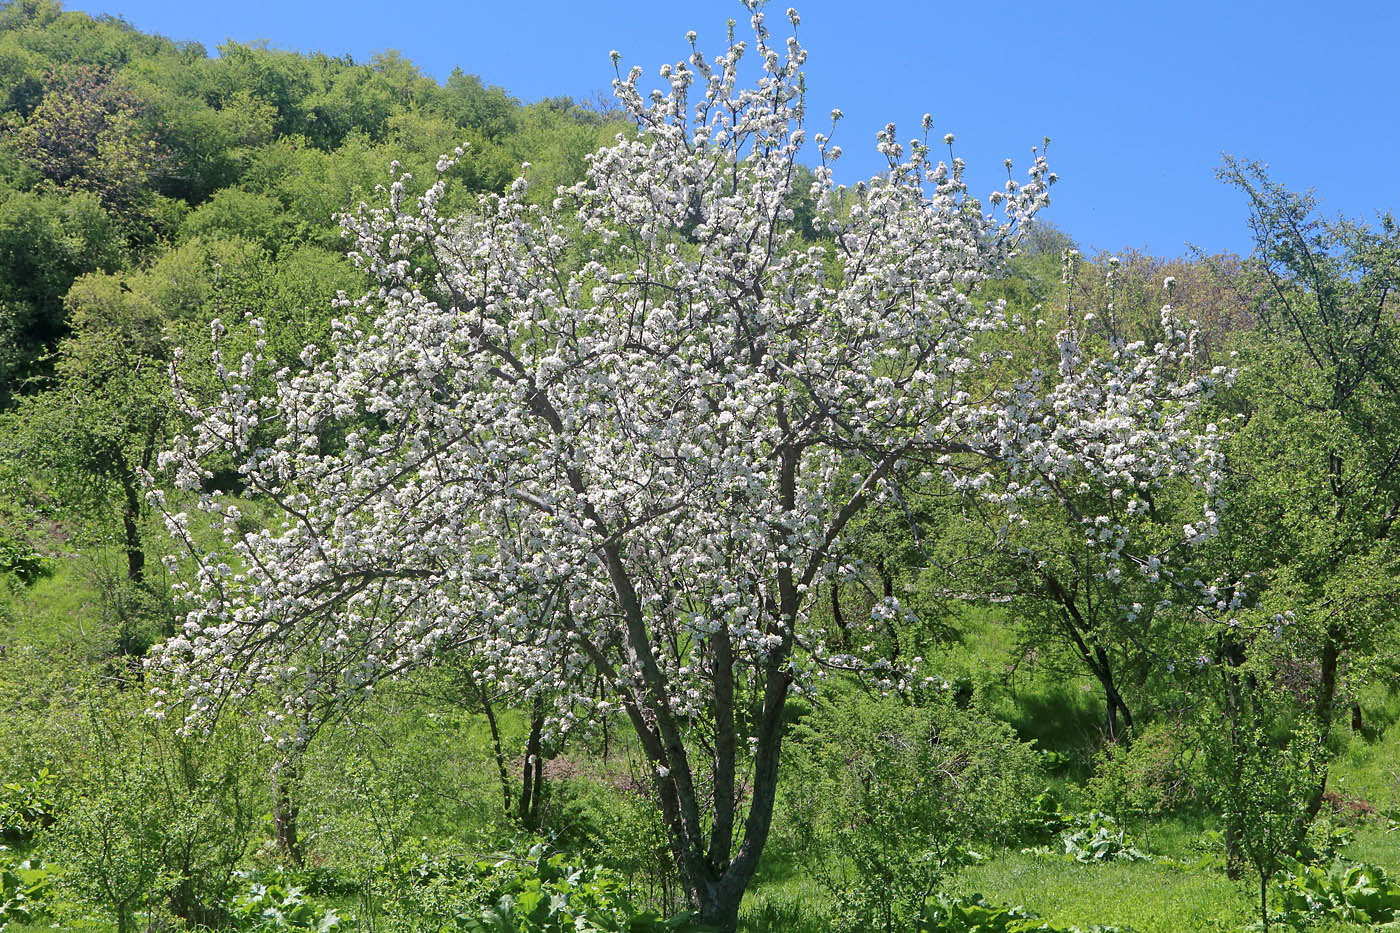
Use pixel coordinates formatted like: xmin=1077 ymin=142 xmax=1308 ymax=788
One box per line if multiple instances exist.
xmin=3 ymin=558 xmax=1397 ymax=932
xmin=737 ymin=606 xmax=1400 ymax=932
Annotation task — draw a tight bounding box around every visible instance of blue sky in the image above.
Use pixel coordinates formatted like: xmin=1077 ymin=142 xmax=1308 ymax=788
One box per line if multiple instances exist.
xmin=63 ymin=0 xmax=1400 ymax=257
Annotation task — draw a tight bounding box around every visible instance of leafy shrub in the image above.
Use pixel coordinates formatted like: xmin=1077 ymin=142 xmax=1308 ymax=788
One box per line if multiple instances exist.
xmin=0 ymin=769 xmax=56 ymax=842
xmin=0 ymin=532 xmax=50 ymax=585
xmin=230 ymin=879 xmax=342 ymax=932
xmin=1056 ymin=812 xmax=1148 ymax=864
xmin=1022 ymin=812 xmax=1147 ymax=864
xmin=0 ymin=853 xmax=53 ymax=930
xmin=785 ymin=690 xmax=1043 ymax=932
xmin=1025 ymin=790 xmax=1068 ymax=842
xmin=1275 ymin=859 xmax=1400 ymax=926
xmin=561 ymin=777 xmax=684 ymax=916
xmin=377 ymin=845 xmax=697 ymax=933
xmin=48 ymin=698 xmax=263 ymax=932
xmin=1086 ymin=722 xmax=1201 ymax=832
xmin=1294 ymin=818 xmax=1354 ymax=866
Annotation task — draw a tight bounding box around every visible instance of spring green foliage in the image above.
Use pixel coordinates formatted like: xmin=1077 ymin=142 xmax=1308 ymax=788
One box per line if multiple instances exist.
xmin=919 ymin=893 xmax=1133 ymax=933
xmin=0 ymin=2 xmax=1397 ymax=931
xmin=1051 ymin=813 xmax=1149 ymax=865
xmin=230 ymin=879 xmax=342 ymax=932
xmin=0 ymin=771 xmax=54 ymax=843
xmin=0 ymin=0 xmax=625 ymax=399
xmin=368 ymin=847 xmax=701 ymax=933
xmin=1275 ymin=858 xmax=1400 ymax=926
xmin=0 ymin=856 xmax=52 ymax=931
xmin=0 ymin=532 xmax=48 ymax=586
xmin=784 ymin=690 xmax=1041 ymax=931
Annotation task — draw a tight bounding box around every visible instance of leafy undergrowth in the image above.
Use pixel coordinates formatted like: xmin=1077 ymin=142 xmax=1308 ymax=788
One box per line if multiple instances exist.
xmin=1275 ymin=858 xmax=1400 ymax=928
xmin=920 ymin=892 xmax=1133 ymax=932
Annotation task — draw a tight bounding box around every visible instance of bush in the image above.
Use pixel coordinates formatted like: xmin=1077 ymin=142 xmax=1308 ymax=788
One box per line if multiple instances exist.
xmin=0 ymin=854 xmax=54 ymax=930
xmin=1086 ymin=722 xmax=1201 ymax=841
xmin=1275 ymin=858 xmax=1400 ymax=926
xmin=229 ymin=877 xmax=342 ymax=932
xmin=784 ymin=689 xmax=1043 ymax=932
xmin=374 ymin=845 xmax=697 ymax=933
xmin=550 ymin=775 xmax=684 ymax=916
xmin=0 ymin=532 xmax=50 ymax=586
xmin=1055 ymin=812 xmax=1148 ymax=864
xmin=0 ymin=769 xmax=56 ymax=843
xmin=47 ymin=695 xmax=263 ymax=933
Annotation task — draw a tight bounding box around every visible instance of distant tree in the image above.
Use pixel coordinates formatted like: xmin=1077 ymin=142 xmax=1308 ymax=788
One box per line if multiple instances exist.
xmin=437 ymin=67 xmax=518 ymax=140
xmin=0 ymin=185 xmax=123 ymax=396
xmin=15 ymin=65 xmax=167 ymax=215
xmin=0 ymin=0 xmax=63 ymax=33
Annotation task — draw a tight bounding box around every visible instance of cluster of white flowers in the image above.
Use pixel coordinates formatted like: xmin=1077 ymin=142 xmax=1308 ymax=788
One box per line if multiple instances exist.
xmin=145 ymin=12 xmax=1221 ymax=881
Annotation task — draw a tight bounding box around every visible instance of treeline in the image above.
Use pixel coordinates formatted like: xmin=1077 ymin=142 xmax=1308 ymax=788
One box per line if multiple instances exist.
xmin=0 ymin=0 xmax=624 ymax=396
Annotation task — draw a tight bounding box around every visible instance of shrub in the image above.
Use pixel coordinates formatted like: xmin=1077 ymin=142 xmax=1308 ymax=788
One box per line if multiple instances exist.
xmin=1274 ymin=859 xmax=1400 ymax=927
xmin=1055 ymin=812 xmax=1149 ymax=864
xmin=785 ymin=689 xmax=1042 ymax=932
xmin=375 ymin=845 xmax=698 ymax=933
xmin=229 ymin=878 xmax=342 ymax=932
xmin=0 ymin=855 xmax=54 ymax=930
xmin=47 ymin=696 xmax=263 ymax=933
xmin=0 ymin=532 xmax=50 ymax=585
xmin=0 ymin=769 xmax=56 ymax=843
xmin=1086 ymin=721 xmax=1201 ymax=840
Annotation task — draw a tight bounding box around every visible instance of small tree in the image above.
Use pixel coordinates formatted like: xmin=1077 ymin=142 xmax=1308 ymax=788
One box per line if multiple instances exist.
xmin=51 ymin=694 xmax=262 ymax=932
xmin=1204 ymin=684 xmax=1322 ymax=933
xmin=12 ymin=279 xmax=172 ymax=586
xmin=785 ymin=689 xmax=1040 ymax=931
xmin=1215 ymin=158 xmax=1400 ymax=818
xmin=152 ymin=6 xmax=1224 ymax=926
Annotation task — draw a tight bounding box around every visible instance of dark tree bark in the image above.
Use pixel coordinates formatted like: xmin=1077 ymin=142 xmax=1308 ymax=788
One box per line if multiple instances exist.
xmin=474 ymin=676 xmax=513 ymax=817
xmin=1044 ymin=572 xmax=1134 ymax=742
xmin=518 ymin=696 xmax=545 ymax=829
xmin=273 ymin=758 xmax=302 ymax=867
xmin=118 ymin=467 xmax=145 ymax=583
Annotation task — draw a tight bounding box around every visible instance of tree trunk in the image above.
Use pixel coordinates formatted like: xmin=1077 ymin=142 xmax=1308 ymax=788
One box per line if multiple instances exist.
xmin=119 ymin=469 xmax=145 ymax=583
xmin=1096 ymin=645 xmax=1135 ymax=742
xmin=518 ymin=697 xmax=544 ymax=829
xmin=474 ymin=677 xmax=512 ymax=817
xmin=1044 ymin=572 xmax=1134 ymax=743
xmin=829 ymin=581 xmax=848 ymax=647
xmin=273 ymin=758 xmax=302 ymax=866
xmin=1303 ymin=626 xmax=1342 ymax=823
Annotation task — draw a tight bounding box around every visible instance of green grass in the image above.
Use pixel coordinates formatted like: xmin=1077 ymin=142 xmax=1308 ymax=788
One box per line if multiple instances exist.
xmin=957 ymin=853 xmax=1252 ymax=932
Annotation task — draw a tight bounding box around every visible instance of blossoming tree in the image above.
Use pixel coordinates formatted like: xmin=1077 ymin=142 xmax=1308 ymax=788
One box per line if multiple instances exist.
xmin=151 ymin=5 xmax=1225 ymax=926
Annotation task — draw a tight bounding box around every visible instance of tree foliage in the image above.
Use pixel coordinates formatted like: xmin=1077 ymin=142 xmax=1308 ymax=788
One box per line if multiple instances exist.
xmin=152 ymin=7 xmax=1223 ymax=927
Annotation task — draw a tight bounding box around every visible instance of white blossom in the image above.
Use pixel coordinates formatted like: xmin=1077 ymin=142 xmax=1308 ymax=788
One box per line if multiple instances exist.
xmin=146 ymin=8 xmax=1221 ymax=921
